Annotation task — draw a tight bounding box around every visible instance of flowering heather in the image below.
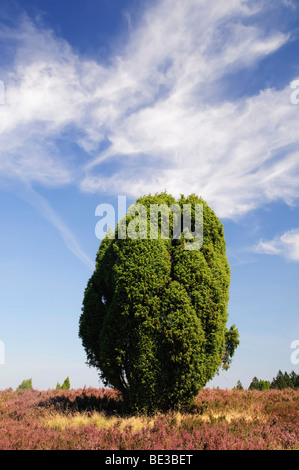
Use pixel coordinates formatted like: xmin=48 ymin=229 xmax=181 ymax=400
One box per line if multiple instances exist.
xmin=0 ymin=387 xmax=298 ymax=450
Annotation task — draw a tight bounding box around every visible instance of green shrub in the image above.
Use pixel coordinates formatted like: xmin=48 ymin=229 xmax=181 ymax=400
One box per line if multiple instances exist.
xmin=235 ymin=380 xmax=244 ymax=390
xmin=17 ymin=379 xmax=33 ymax=390
xmin=79 ymin=192 xmax=239 ymax=413
xmin=56 ymin=377 xmax=70 ymax=390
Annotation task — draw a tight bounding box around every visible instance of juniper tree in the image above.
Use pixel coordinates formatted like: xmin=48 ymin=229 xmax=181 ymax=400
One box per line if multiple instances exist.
xmin=17 ymin=379 xmax=33 ymax=390
xmin=56 ymin=377 xmax=71 ymax=390
xmin=79 ymin=192 xmax=239 ymax=413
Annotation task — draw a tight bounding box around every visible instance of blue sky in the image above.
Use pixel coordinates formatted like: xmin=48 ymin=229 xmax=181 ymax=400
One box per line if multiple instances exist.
xmin=0 ymin=0 xmax=299 ymax=390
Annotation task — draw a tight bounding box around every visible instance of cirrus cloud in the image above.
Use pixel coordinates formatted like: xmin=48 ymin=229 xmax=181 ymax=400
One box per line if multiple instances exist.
xmin=0 ymin=0 xmax=298 ymax=224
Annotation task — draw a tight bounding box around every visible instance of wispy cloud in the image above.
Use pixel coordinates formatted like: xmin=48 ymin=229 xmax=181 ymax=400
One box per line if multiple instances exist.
xmin=254 ymin=229 xmax=299 ymax=262
xmin=18 ymin=185 xmax=95 ymax=270
xmin=0 ymin=0 xmax=298 ymax=222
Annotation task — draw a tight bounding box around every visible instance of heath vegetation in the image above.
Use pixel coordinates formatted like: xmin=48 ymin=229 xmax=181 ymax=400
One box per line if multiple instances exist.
xmin=0 ymin=386 xmax=297 ymax=450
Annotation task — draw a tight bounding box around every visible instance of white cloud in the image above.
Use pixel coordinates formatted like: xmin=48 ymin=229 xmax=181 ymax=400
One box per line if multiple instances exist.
xmin=0 ymin=16 xmax=84 ymax=186
xmin=254 ymin=229 xmax=299 ymax=262
xmin=0 ymin=0 xmax=298 ymax=222
xmin=78 ymin=0 xmax=297 ymax=219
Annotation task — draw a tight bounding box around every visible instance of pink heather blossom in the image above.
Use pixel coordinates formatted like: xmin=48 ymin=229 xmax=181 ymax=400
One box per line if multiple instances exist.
xmin=0 ymin=387 xmax=297 ymax=450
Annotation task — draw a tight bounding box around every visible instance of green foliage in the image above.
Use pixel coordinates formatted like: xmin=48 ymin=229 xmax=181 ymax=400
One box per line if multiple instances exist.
xmin=249 ymin=377 xmax=258 ymax=390
xmin=270 ymin=370 xmax=298 ymax=390
xmin=249 ymin=377 xmax=270 ymax=390
xmin=248 ymin=371 xmax=299 ymax=390
xmin=235 ymin=380 xmax=244 ymax=390
xmin=290 ymin=370 xmax=299 ymax=388
xmin=79 ymin=192 xmax=239 ymax=413
xmin=56 ymin=377 xmax=71 ymax=390
xmin=221 ymin=324 xmax=239 ymax=371
xmin=259 ymin=380 xmax=270 ymax=390
xmin=17 ymin=379 xmax=33 ymax=390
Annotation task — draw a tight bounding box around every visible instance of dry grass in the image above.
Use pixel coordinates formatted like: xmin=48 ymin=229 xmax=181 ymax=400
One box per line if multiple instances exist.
xmin=44 ymin=406 xmax=266 ymax=433
xmin=45 ymin=410 xmax=156 ymax=432
xmin=199 ymin=410 xmax=266 ymax=423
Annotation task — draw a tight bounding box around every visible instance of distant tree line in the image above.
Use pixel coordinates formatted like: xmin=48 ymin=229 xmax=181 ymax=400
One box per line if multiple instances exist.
xmin=235 ymin=370 xmax=299 ymax=391
xmin=16 ymin=377 xmax=70 ymax=391
xmin=15 ymin=371 xmax=298 ymax=393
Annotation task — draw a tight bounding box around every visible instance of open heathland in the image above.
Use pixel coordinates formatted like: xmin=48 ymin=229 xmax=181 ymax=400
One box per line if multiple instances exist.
xmin=0 ymin=387 xmax=298 ymax=450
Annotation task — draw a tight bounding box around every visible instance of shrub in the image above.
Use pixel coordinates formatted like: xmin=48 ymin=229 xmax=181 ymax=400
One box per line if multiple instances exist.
xmin=249 ymin=377 xmax=270 ymax=390
xmin=235 ymin=380 xmax=244 ymax=390
xmin=56 ymin=377 xmax=71 ymax=390
xmin=79 ymin=192 xmax=239 ymax=413
xmin=17 ymin=379 xmax=33 ymax=390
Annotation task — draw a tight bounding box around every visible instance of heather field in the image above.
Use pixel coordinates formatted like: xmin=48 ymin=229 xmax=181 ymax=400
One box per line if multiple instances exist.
xmin=0 ymin=387 xmax=298 ymax=450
